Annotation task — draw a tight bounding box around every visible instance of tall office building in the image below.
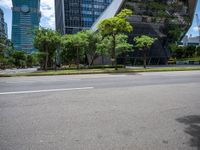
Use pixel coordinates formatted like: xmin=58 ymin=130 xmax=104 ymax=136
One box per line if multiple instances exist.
xmin=0 ymin=8 xmax=8 ymax=38
xmin=55 ymin=0 xmax=112 ymax=34
xmin=92 ymin=0 xmax=197 ymax=65
xmin=12 ymin=0 xmax=41 ymax=53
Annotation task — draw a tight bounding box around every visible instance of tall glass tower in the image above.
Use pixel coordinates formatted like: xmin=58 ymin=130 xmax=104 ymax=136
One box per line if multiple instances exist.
xmin=55 ymin=0 xmax=112 ymax=34
xmin=0 ymin=8 xmax=8 ymax=38
xmin=12 ymin=0 xmax=41 ymax=53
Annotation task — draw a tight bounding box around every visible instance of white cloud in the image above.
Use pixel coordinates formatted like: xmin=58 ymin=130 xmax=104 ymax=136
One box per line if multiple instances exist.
xmin=0 ymin=0 xmax=55 ymax=29
xmin=40 ymin=0 xmax=55 ymax=29
xmin=193 ymin=26 xmax=199 ymax=32
xmin=0 ymin=0 xmax=12 ymax=9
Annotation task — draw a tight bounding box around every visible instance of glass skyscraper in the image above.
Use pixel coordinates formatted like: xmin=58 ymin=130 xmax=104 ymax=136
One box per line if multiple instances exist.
xmin=55 ymin=0 xmax=112 ymax=34
xmin=12 ymin=0 xmax=41 ymax=53
xmin=0 ymin=8 xmax=8 ymax=38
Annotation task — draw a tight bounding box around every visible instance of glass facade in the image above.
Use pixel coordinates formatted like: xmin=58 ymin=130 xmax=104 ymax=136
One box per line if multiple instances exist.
xmin=55 ymin=0 xmax=112 ymax=34
xmin=0 ymin=8 xmax=8 ymax=38
xmin=12 ymin=0 xmax=41 ymax=53
xmin=91 ymin=0 xmax=197 ymax=65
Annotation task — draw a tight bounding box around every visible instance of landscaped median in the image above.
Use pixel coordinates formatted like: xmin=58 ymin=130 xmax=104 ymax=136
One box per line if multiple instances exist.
xmin=1 ymin=66 xmax=200 ymax=77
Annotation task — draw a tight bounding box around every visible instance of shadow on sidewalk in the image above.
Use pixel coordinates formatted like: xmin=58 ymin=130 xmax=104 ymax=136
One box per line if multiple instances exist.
xmin=176 ymin=115 xmax=200 ymax=150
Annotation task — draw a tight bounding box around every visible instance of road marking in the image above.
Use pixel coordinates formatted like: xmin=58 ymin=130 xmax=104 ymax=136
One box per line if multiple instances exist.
xmin=0 ymin=87 xmax=94 ymax=95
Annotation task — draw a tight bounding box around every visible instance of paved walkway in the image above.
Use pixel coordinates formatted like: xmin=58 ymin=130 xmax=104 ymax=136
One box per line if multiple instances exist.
xmin=0 ymin=68 xmax=38 ymax=74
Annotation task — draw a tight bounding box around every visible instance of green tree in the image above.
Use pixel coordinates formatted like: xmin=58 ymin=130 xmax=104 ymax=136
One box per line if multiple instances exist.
xmin=95 ymin=34 xmax=133 ymax=66
xmin=116 ymin=34 xmax=132 ymax=55
xmin=165 ymin=24 xmax=183 ymax=44
xmin=116 ymin=34 xmax=133 ymax=67
xmin=184 ymin=45 xmax=196 ymax=58
xmin=80 ymin=30 xmax=102 ymax=65
xmin=134 ymin=35 xmax=156 ymax=68
xmin=0 ymin=36 xmax=7 ymax=69
xmin=26 ymin=53 xmax=38 ymax=68
xmin=61 ymin=32 xmax=88 ymax=69
xmin=196 ymin=46 xmax=200 ymax=56
xmin=98 ymin=9 xmax=133 ymax=70
xmin=34 ymin=28 xmax=61 ymax=70
xmin=0 ymin=36 xmax=6 ymax=56
xmin=96 ymin=37 xmax=111 ymax=65
xmin=0 ymin=38 xmax=16 ymax=69
xmin=11 ymin=50 xmax=27 ymax=68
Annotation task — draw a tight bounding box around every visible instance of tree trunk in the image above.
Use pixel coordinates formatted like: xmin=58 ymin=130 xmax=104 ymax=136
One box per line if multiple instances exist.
xmin=124 ymin=53 xmax=126 ymax=68
xmin=102 ymin=55 xmax=104 ymax=65
xmin=76 ymin=47 xmax=79 ymax=69
xmin=90 ymin=54 xmax=98 ymax=66
xmin=112 ymin=35 xmax=117 ymax=70
xmin=45 ymin=44 xmax=48 ymax=71
xmin=84 ymin=52 xmax=88 ymax=66
xmin=90 ymin=57 xmax=95 ymax=66
xmin=143 ymin=48 xmax=147 ymax=69
xmin=54 ymin=54 xmax=57 ymax=71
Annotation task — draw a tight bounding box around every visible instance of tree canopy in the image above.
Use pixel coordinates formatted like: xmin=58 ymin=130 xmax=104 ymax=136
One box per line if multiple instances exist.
xmin=134 ymin=35 xmax=156 ymax=68
xmin=34 ymin=28 xmax=61 ymax=70
xmin=98 ymin=9 xmax=133 ymax=70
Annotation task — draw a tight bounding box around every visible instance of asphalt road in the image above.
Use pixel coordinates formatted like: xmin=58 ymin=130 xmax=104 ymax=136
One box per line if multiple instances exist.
xmin=0 ymin=71 xmax=200 ymax=150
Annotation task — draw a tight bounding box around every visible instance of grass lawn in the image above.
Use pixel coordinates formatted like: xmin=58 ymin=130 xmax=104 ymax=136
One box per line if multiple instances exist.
xmin=1 ymin=66 xmax=200 ymax=77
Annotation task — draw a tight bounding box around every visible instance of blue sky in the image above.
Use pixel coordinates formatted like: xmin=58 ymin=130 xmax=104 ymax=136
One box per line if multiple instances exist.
xmin=0 ymin=0 xmax=55 ymax=39
xmin=187 ymin=0 xmax=200 ymax=37
xmin=0 ymin=0 xmax=199 ymax=39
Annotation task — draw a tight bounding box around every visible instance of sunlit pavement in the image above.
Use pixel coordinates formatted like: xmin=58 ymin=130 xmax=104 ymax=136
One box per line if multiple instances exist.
xmin=0 ymin=68 xmax=38 ymax=74
xmin=0 ymin=71 xmax=200 ymax=150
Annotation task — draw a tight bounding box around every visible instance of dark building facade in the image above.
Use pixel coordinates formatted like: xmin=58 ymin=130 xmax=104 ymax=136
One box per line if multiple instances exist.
xmin=92 ymin=0 xmax=197 ymax=65
xmin=55 ymin=0 xmax=112 ymax=34
xmin=12 ymin=0 xmax=41 ymax=53
xmin=0 ymin=8 xmax=8 ymax=38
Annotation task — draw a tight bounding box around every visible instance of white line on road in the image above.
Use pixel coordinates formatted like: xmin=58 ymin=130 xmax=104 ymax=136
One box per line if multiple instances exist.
xmin=0 ymin=87 xmax=94 ymax=95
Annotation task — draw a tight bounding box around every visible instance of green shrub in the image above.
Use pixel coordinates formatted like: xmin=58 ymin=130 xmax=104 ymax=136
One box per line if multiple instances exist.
xmin=86 ymin=65 xmax=125 ymax=69
xmin=39 ymin=65 xmax=125 ymax=71
xmin=196 ymin=46 xmax=200 ymax=56
xmin=184 ymin=45 xmax=196 ymax=58
xmin=11 ymin=50 xmax=27 ymax=68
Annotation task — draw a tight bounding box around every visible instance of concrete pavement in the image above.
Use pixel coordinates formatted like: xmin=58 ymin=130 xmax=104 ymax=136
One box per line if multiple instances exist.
xmin=0 ymin=71 xmax=200 ymax=150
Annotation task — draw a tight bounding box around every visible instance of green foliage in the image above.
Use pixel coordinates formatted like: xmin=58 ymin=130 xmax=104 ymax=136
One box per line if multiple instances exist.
xmin=11 ymin=50 xmax=27 ymax=68
xmin=134 ymin=35 xmax=156 ymax=50
xmin=98 ymin=9 xmax=133 ymax=70
xmin=79 ymin=30 xmax=102 ymax=65
xmin=0 ymin=36 xmax=7 ymax=55
xmin=26 ymin=53 xmax=38 ymax=67
xmin=174 ymin=46 xmax=185 ymax=59
xmin=34 ymin=28 xmax=61 ymax=70
xmin=134 ymin=35 xmax=156 ymax=68
xmin=184 ymin=45 xmax=196 ymax=58
xmin=116 ymin=9 xmax=133 ymax=18
xmin=165 ymin=24 xmax=184 ymax=43
xmin=0 ymin=56 xmax=9 ymax=69
xmin=196 ymin=46 xmax=200 ymax=56
xmin=60 ymin=31 xmax=88 ymax=68
xmin=96 ymin=34 xmax=133 ymax=60
xmin=147 ymin=1 xmax=166 ymax=11
xmin=169 ymin=45 xmax=199 ymax=59
xmin=116 ymin=34 xmax=133 ymax=56
xmin=96 ymin=37 xmax=111 ymax=56
xmin=98 ymin=9 xmax=133 ymax=37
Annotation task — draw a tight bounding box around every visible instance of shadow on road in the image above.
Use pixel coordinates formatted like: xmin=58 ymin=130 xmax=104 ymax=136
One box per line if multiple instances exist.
xmin=176 ymin=115 xmax=200 ymax=150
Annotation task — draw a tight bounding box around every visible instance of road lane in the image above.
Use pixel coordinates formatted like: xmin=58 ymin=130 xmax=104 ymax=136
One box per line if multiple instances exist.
xmin=0 ymin=87 xmax=94 ymax=95
xmin=0 ymin=71 xmax=200 ymax=93
xmin=0 ymin=71 xmax=200 ymax=150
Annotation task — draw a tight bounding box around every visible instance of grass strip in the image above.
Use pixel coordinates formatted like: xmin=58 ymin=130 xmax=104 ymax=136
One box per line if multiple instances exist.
xmin=1 ymin=67 xmax=200 ymax=77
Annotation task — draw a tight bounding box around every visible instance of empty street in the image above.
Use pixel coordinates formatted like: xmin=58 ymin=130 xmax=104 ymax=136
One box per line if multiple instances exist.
xmin=0 ymin=71 xmax=200 ymax=150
